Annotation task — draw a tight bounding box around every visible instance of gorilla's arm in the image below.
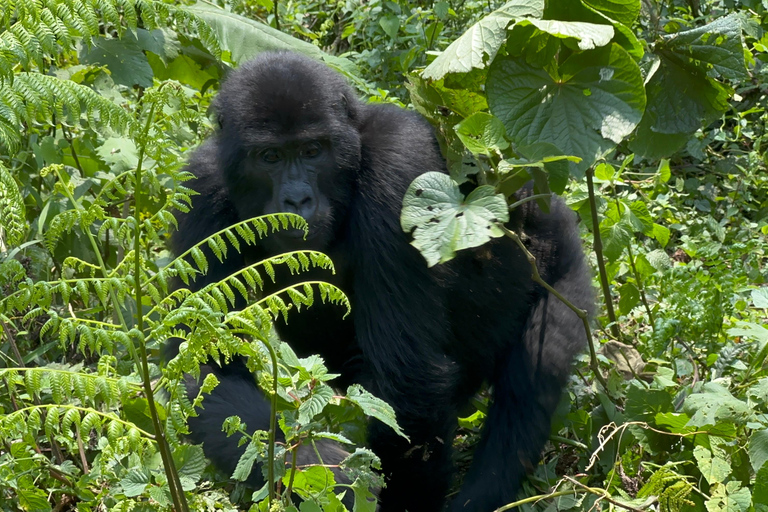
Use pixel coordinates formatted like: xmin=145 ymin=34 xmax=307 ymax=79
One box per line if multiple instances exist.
xmin=452 ymin=197 xmax=593 ymax=511
xmin=350 ymin=104 xmax=459 ymax=510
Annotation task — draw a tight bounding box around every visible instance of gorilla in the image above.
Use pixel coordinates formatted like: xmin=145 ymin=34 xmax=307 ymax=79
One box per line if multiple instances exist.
xmin=169 ymin=51 xmax=592 ymax=512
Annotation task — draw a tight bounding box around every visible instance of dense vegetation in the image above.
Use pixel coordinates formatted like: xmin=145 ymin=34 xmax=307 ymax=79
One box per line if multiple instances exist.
xmin=0 ymin=0 xmax=767 ymax=511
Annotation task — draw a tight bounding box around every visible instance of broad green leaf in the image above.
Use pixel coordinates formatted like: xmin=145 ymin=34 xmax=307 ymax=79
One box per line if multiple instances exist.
xmin=174 ymin=444 xmax=207 ymax=482
xmin=80 ymin=34 xmax=153 ymax=88
xmin=599 ymin=218 xmax=632 ymax=262
xmin=683 ymin=383 xmax=752 ymax=427
xmin=662 ymin=14 xmax=747 ymax=80
xmin=422 ymin=0 xmax=544 ymax=80
xmin=352 ymin=477 xmax=378 ymax=512
xmin=297 ymin=383 xmax=334 ymax=424
xmin=488 ymin=44 xmax=645 ymax=176
xmin=543 ymin=0 xmax=642 ymax=58
xmin=379 ymin=15 xmax=400 ymax=38
xmin=120 ymin=468 xmax=151 ymax=497
xmin=652 ymin=223 xmax=670 ymax=247
xmin=346 ymin=384 xmax=407 ymax=439
xmin=187 ymin=4 xmax=352 ymax=73
xmin=627 ymin=201 xmax=653 ymax=235
xmin=518 ymin=19 xmax=614 ymax=50
xmin=232 ymin=441 xmax=260 ymax=482
xmin=401 ymin=172 xmax=509 ymax=266
xmin=618 ymin=282 xmax=640 ymax=315
xmin=755 ymin=464 xmax=768 ymax=512
xmin=706 ymin=481 xmax=752 ymax=512
xmin=582 ymin=0 xmax=640 ymax=27
xmin=630 ymin=16 xmax=744 ymax=158
xmin=646 ymin=249 xmax=671 ymax=270
xmin=749 ymin=429 xmax=768 ymax=473
xmin=454 ymin=112 xmax=509 ymax=155
xmin=16 ymin=487 xmax=50 ymax=512
xmin=752 ymin=288 xmax=768 ymax=309
xmin=694 ymin=445 xmax=731 ymax=485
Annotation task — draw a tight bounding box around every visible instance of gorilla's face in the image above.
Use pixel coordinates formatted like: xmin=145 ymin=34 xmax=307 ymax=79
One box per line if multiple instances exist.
xmin=235 ymin=136 xmax=338 ymax=248
xmin=214 ymin=53 xmax=362 ymax=251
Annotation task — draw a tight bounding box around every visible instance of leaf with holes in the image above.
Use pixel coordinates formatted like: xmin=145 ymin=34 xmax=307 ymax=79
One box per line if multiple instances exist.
xmin=401 ymin=172 xmax=509 ymax=266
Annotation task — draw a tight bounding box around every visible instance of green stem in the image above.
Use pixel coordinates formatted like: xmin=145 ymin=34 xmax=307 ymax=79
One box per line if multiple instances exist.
xmin=585 ymin=167 xmax=621 ymax=340
xmin=133 ymin=103 xmax=189 ymax=512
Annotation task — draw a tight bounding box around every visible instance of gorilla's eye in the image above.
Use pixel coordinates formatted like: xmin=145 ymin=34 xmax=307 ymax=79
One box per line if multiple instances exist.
xmin=301 ymin=143 xmax=322 ymax=159
xmin=262 ymin=148 xmax=282 ymax=163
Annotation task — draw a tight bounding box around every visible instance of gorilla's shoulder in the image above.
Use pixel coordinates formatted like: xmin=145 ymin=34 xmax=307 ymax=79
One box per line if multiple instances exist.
xmin=358 ymin=103 xmax=445 ymax=188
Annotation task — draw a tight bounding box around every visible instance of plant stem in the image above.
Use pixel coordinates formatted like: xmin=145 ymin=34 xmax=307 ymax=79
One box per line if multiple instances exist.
xmin=626 ymin=243 xmax=654 ymax=325
xmin=585 ymin=167 xmax=621 ymax=340
xmin=133 ymin=103 xmax=189 ymax=512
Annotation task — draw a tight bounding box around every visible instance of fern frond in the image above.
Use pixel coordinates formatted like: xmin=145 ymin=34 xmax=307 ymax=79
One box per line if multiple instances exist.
xmin=0 ymin=73 xmax=132 ymax=151
xmin=0 ymin=0 xmax=220 ymax=83
xmin=156 ymin=213 xmax=309 ymax=287
xmin=0 ymin=162 xmax=25 ymax=246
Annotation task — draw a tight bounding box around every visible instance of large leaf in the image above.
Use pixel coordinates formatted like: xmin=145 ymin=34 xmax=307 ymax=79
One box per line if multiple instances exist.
xmin=401 ymin=172 xmax=509 ymax=266
xmin=629 ymin=15 xmax=745 ymax=158
xmin=544 ymin=0 xmax=643 ymax=59
xmin=661 ymin=14 xmax=747 ymax=80
xmin=80 ymin=34 xmax=153 ymax=87
xmin=487 ymin=43 xmax=645 ymax=176
xmin=187 ymin=4 xmax=352 ymax=73
xmin=422 ymin=0 xmax=544 ymax=80
xmin=582 ymin=0 xmax=640 ymax=27
xmin=518 ymin=19 xmax=614 ymax=50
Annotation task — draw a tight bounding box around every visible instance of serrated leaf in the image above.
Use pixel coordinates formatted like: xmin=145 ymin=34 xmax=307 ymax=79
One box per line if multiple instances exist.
xmin=297 ymin=383 xmax=333 ymax=425
xmin=346 ymin=384 xmax=406 ymax=439
xmin=454 ymin=112 xmax=509 ymax=155
xmin=695 ymin=445 xmax=731 ymax=485
xmin=488 ymin=44 xmax=645 ymax=176
xmin=422 ymin=0 xmax=544 ymax=80
xmin=121 ymin=468 xmax=151 ymax=497
xmin=662 ymin=14 xmax=747 ymax=80
xmin=749 ymin=429 xmax=768 ymax=473
xmin=401 ymin=172 xmax=509 ymax=266
xmin=518 ymin=19 xmax=614 ymax=50
xmin=599 ymin=218 xmax=632 ymax=262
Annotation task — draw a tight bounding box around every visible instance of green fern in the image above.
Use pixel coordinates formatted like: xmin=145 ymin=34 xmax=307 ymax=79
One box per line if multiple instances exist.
xmin=0 ymin=74 xmax=132 ymax=151
xmin=0 ymin=162 xmax=25 ymax=247
xmin=0 ymin=0 xmax=220 ymax=83
xmin=637 ymin=463 xmax=696 ymax=512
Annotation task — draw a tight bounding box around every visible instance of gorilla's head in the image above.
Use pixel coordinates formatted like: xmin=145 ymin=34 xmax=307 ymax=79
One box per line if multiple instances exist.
xmin=214 ymin=52 xmax=362 ymax=250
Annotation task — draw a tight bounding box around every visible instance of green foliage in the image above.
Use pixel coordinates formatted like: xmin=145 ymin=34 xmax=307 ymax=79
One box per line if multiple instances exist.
xmin=1 ymin=0 xmax=768 ymax=510
xmin=0 ymin=2 xmax=393 ymax=509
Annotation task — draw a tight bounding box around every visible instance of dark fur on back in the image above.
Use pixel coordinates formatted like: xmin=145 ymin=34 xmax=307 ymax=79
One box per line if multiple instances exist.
xmin=170 ymin=51 xmax=593 ymax=512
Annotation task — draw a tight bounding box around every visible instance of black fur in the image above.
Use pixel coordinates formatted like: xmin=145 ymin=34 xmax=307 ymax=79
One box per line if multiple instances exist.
xmin=169 ymin=51 xmax=593 ymax=512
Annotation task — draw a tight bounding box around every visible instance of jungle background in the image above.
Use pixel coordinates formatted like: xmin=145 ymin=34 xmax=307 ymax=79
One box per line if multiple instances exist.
xmin=1 ymin=0 xmax=768 ymax=510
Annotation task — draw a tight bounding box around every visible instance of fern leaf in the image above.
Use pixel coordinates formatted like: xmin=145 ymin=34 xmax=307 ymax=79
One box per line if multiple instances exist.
xmin=0 ymin=162 xmax=25 ymax=246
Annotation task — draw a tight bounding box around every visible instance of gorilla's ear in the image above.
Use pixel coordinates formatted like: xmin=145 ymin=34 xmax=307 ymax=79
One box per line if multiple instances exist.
xmin=341 ymin=91 xmax=359 ymax=122
xmin=211 ymin=97 xmax=225 ymax=129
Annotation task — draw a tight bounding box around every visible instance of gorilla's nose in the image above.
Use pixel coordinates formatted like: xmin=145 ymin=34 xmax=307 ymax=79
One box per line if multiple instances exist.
xmin=283 ymin=194 xmax=315 ymax=219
